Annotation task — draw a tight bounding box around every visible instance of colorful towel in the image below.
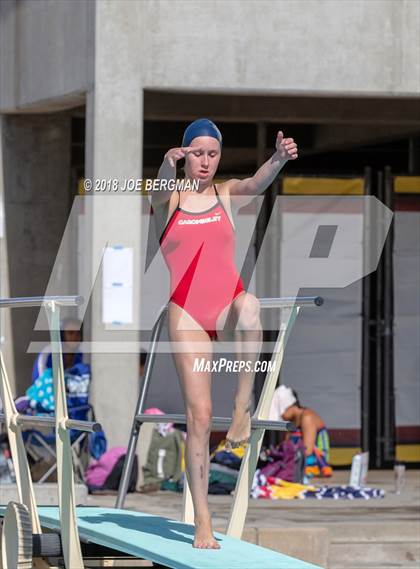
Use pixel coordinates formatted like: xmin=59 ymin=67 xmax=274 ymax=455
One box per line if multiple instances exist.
xmin=26 ymin=362 xmax=90 ymax=412
xmin=251 ymin=470 xmax=316 ymax=499
xmin=302 ymin=485 xmax=385 ymax=499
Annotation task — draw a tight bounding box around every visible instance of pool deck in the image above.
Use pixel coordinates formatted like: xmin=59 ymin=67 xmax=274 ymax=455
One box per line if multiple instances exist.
xmin=86 ymin=469 xmax=420 ymax=569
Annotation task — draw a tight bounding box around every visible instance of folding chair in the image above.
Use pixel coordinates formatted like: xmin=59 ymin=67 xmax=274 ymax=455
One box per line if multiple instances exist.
xmin=23 ymin=403 xmax=95 ymax=483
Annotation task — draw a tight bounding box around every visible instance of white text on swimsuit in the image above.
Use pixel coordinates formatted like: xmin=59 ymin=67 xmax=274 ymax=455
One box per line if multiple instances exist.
xmin=178 ymin=214 xmax=221 ymax=225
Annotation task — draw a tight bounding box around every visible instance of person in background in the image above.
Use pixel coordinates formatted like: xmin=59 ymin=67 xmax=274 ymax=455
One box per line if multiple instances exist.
xmin=138 ymin=349 xmax=148 ymax=397
xmin=139 ymin=349 xmax=147 ymax=381
xmin=15 ymin=317 xmax=86 ymax=413
xmin=32 ymin=317 xmax=83 ymax=382
xmin=269 ymin=385 xmax=332 ymax=478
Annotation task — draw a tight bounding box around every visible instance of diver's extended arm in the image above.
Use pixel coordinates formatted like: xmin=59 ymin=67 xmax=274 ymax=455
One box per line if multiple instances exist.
xmin=228 ymin=131 xmax=298 ymax=197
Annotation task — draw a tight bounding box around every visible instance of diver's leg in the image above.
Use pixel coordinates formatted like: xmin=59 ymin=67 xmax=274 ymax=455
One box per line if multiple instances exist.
xmin=216 ymin=293 xmax=262 ymax=446
xmin=168 ymin=302 xmax=220 ymax=549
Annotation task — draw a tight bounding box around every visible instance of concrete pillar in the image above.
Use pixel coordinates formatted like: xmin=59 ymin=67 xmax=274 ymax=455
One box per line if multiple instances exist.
xmin=0 ymin=117 xmax=16 ymax=393
xmin=86 ymin=0 xmax=143 ymax=447
xmin=1 ymin=114 xmax=72 ymax=395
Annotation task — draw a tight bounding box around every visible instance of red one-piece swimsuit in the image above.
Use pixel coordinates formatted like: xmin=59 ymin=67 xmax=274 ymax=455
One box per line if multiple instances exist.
xmin=159 ymin=185 xmax=244 ymax=340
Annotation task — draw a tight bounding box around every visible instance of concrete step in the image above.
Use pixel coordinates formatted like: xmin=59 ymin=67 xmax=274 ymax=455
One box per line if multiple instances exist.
xmin=329 ymin=542 xmax=420 ymax=567
xmin=328 ymin=522 xmax=420 ymax=569
xmin=328 ymin=522 xmax=420 ymax=543
xmin=332 ymin=560 xmax=420 ymax=568
xmin=333 ymin=565 xmax=420 ymax=569
xmin=257 ymin=527 xmax=329 ymax=569
xmin=0 ymin=482 xmax=88 ymax=505
xmin=217 ymin=526 xmax=329 ymax=569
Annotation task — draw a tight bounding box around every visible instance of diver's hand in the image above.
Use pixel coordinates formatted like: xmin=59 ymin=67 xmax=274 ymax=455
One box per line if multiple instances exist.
xmin=164 ymin=146 xmax=199 ymax=167
xmin=275 ymin=131 xmax=298 ymax=160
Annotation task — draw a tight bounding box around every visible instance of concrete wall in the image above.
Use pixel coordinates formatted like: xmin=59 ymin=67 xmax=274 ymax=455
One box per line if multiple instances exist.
xmin=0 ymin=0 xmax=93 ymax=112
xmin=0 ymin=117 xmax=16 ymax=394
xmin=135 ymin=0 xmax=420 ymax=96
xmin=1 ymin=114 xmax=73 ymax=395
xmin=1 ymin=0 xmax=419 ymax=115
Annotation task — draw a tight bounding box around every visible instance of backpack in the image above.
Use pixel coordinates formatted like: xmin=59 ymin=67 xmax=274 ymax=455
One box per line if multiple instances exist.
xmin=142 ymin=429 xmax=184 ymax=487
xmin=260 ymin=439 xmax=305 ymax=483
xmin=85 ymin=447 xmax=138 ymax=493
xmin=104 ymin=454 xmax=138 ymax=492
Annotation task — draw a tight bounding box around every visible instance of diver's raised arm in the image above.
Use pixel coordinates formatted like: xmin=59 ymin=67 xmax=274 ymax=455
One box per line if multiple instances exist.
xmin=228 ymin=131 xmax=298 ymax=198
xmin=151 ymin=146 xmax=198 ymax=206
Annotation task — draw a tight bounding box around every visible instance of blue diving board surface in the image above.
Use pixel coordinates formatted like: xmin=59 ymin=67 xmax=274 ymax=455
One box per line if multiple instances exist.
xmin=1 ymin=506 xmax=322 ymax=569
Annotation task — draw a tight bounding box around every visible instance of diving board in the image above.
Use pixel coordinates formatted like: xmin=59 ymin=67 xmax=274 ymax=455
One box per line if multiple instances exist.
xmin=5 ymin=506 xmax=322 ymax=569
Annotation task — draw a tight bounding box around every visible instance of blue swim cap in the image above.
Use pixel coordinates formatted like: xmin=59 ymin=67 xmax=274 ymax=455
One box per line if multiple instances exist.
xmin=182 ymin=118 xmax=222 ymax=148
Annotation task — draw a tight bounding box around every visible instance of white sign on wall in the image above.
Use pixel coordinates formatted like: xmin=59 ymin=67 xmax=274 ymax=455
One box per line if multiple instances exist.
xmin=102 ymin=246 xmax=133 ymax=324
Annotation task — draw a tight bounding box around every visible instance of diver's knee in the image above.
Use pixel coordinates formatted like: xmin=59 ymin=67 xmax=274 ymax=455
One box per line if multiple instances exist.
xmin=186 ymin=406 xmax=212 ymax=435
xmin=236 ymin=294 xmax=261 ymax=330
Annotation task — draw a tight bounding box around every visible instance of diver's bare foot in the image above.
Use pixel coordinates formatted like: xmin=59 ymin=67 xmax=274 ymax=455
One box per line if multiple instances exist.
xmin=193 ymin=517 xmax=221 ymax=549
xmin=226 ymin=406 xmax=251 ymax=450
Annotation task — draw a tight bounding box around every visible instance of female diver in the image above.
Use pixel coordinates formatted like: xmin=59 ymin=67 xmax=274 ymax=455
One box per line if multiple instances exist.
xmin=152 ymin=119 xmax=297 ymax=549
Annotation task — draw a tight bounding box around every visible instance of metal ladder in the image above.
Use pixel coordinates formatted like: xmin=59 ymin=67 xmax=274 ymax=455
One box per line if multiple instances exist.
xmin=116 ymin=295 xmax=323 ymax=538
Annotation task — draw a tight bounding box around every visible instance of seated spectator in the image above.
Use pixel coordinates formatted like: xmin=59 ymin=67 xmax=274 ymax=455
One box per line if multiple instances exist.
xmin=16 ymin=317 xmax=86 ymax=413
xmin=32 ymin=317 xmax=84 ymax=382
xmin=269 ymin=385 xmax=332 ymax=478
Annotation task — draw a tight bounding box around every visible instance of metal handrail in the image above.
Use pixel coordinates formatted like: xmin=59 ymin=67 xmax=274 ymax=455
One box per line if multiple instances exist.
xmin=135 ymin=413 xmax=295 ymax=431
xmin=0 ymin=295 xmax=83 ymax=309
xmin=0 ymin=413 xmax=101 ymax=433
xmin=259 ymin=295 xmax=323 ymax=308
xmin=0 ymin=295 xmax=100 ymax=436
xmin=0 ymin=294 xmax=91 ymax=565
